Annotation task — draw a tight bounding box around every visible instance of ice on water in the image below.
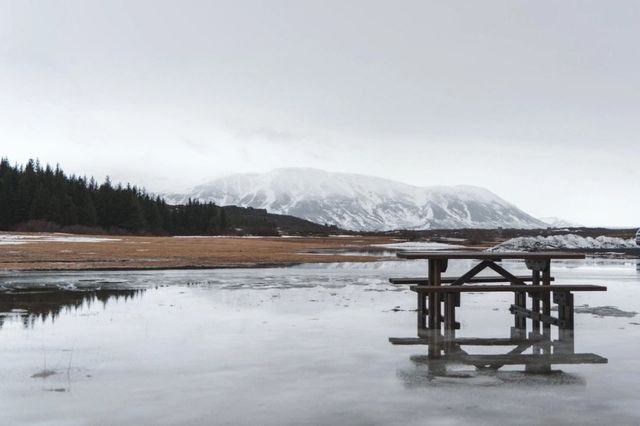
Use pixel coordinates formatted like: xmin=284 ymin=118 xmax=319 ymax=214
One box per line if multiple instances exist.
xmin=1 ymin=257 xmax=640 ymax=425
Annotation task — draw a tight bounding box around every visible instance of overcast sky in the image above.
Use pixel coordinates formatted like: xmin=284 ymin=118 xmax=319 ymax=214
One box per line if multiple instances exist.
xmin=1 ymin=1 xmax=638 ymax=227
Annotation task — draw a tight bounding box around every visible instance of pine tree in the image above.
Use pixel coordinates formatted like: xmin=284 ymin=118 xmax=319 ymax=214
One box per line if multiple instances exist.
xmin=77 ymin=191 xmax=98 ymax=226
xmin=120 ymin=194 xmax=146 ymax=232
xmin=46 ymin=195 xmax=63 ymax=224
xmin=29 ymin=185 xmax=50 ymax=220
xmin=218 ymin=208 xmax=227 ymax=232
xmin=60 ymin=194 xmax=78 ymax=225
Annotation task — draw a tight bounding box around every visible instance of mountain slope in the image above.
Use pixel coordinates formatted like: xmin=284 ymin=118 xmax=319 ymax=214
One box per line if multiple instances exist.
xmin=166 ymin=168 xmax=548 ymax=231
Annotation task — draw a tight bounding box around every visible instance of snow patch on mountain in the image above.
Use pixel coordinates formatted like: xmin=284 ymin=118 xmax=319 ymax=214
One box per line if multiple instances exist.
xmin=538 ymin=217 xmax=582 ymax=228
xmin=490 ymin=234 xmax=637 ymax=252
xmin=166 ymin=168 xmax=548 ymax=231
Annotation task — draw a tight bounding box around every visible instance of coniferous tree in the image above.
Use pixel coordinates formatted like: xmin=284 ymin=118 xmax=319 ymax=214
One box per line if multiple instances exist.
xmin=77 ymin=190 xmax=98 ymax=226
xmin=29 ymin=185 xmax=50 ymax=220
xmin=60 ymin=194 xmax=78 ymax=225
xmin=218 ymin=208 xmax=227 ymax=232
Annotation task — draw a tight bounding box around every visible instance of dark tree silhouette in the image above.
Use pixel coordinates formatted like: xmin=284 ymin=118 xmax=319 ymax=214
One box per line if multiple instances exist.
xmin=0 ymin=158 xmax=336 ymax=236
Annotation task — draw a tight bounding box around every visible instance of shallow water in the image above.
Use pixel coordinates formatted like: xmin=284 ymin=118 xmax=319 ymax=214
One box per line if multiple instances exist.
xmin=1 ymin=258 xmax=639 ymax=425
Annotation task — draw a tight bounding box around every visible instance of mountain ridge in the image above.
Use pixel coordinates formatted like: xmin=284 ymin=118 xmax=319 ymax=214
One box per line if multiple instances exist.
xmin=165 ymin=168 xmax=548 ymax=231
xmin=538 ymin=216 xmax=583 ymax=228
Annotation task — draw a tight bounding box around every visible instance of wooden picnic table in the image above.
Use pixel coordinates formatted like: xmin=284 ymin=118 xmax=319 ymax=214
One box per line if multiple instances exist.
xmin=390 ymin=250 xmax=607 ymax=372
xmin=395 ymin=251 xmax=587 ymax=332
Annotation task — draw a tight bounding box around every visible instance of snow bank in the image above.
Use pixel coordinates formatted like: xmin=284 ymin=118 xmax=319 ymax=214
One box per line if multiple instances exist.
xmin=0 ymin=233 xmax=120 ymax=245
xmin=490 ymin=234 xmax=637 ymax=252
xmin=374 ymin=241 xmax=464 ymax=251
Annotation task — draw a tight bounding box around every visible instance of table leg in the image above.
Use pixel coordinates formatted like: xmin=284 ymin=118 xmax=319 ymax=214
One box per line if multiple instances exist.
xmin=540 ymin=261 xmax=552 ymax=363
xmin=427 ymin=259 xmax=442 ymax=331
xmin=542 ymin=261 xmax=552 ymax=336
xmin=423 ymin=260 xmax=444 ymax=358
xmin=531 ymin=270 xmax=541 ymax=335
xmin=443 ymin=293 xmax=454 ymax=328
xmin=417 ymin=291 xmax=427 ymax=331
xmin=554 ymin=291 xmax=575 ymax=354
xmin=525 ymin=265 xmax=542 ymax=359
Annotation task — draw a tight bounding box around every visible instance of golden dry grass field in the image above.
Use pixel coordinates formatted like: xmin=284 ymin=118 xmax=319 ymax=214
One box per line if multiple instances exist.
xmin=0 ymin=232 xmax=401 ymax=271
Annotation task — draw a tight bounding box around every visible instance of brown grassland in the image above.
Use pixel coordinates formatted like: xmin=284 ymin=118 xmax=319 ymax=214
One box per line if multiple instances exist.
xmin=0 ymin=233 xmax=401 ymax=271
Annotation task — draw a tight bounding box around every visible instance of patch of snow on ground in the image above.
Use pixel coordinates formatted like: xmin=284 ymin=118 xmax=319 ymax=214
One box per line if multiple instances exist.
xmin=490 ymin=234 xmax=637 ymax=252
xmin=0 ymin=233 xmax=120 ymax=245
xmin=374 ymin=241 xmax=464 ymax=251
xmin=551 ymin=304 xmax=638 ymax=318
xmin=172 ymin=235 xmax=265 ymax=239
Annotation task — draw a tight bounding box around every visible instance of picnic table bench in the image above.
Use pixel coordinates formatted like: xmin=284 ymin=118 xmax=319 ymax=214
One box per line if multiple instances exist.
xmin=389 ymin=250 xmax=608 ymax=373
xmin=389 ymin=275 xmax=554 ymax=285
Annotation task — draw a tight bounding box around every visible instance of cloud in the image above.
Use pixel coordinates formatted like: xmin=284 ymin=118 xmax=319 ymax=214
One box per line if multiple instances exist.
xmin=1 ymin=1 xmax=638 ymax=226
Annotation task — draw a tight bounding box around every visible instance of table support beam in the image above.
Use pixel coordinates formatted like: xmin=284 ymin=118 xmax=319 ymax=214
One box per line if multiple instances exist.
xmin=449 ymin=261 xmax=493 ymax=286
xmin=509 ymin=304 xmax=562 ymax=327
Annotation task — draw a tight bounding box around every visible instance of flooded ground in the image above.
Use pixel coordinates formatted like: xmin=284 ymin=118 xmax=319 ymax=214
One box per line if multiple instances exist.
xmin=1 ymin=257 xmax=640 ymax=425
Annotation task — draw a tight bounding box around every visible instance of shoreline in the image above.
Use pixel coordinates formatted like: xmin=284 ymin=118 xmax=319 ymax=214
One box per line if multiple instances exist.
xmin=0 ymin=232 xmax=400 ymax=272
xmin=3 ymin=231 xmax=636 ymax=272
xmin=0 ymin=262 xmax=324 ymax=273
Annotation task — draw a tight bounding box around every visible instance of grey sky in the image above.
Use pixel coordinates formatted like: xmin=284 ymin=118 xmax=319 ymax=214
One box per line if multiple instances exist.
xmin=1 ymin=1 xmax=638 ymax=227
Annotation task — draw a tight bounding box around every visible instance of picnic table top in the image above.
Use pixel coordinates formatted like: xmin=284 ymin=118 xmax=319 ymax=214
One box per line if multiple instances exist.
xmin=396 ymin=251 xmax=586 ymax=260
xmin=409 ymin=284 xmax=606 ymax=292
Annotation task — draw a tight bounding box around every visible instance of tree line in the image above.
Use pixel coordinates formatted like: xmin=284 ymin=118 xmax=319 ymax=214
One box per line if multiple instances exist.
xmin=0 ymin=158 xmax=286 ymax=235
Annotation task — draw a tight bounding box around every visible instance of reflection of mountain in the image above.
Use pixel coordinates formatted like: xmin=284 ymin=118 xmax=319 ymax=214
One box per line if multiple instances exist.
xmin=0 ymin=288 xmax=144 ymax=328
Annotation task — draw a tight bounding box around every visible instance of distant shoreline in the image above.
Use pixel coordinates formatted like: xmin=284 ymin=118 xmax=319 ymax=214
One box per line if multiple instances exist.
xmin=2 ymin=230 xmax=637 ymax=272
xmin=0 ymin=232 xmax=405 ymax=271
xmin=0 ymin=263 xmax=307 ymax=273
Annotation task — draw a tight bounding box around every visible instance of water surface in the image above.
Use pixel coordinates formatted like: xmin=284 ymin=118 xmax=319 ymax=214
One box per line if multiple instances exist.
xmin=1 ymin=258 xmax=639 ymax=425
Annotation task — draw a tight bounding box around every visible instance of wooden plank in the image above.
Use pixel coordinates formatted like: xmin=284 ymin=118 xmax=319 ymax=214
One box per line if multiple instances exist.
xmin=485 ymin=340 xmax=538 ymax=370
xmin=485 ymin=262 xmax=528 ymax=285
xmin=531 ymin=269 xmax=541 ymax=334
xmin=389 ymin=275 xmax=555 ymax=285
xmin=431 ymin=259 xmax=443 ymax=333
xmin=427 ymin=260 xmax=437 ymax=330
xmin=410 ymin=284 xmax=607 ymax=293
xmin=389 ymin=337 xmax=433 ymax=345
xmin=453 ymin=353 xmax=608 ymax=365
xmin=410 ymin=353 xmax=608 ymax=365
xmin=555 ymin=291 xmax=575 ymax=353
xmin=542 ymin=264 xmax=552 ymax=336
xmin=510 ymin=304 xmax=561 ymax=326
xmin=397 ymin=251 xmax=585 ymax=260
xmin=514 ymin=290 xmax=526 ymax=329
xmin=555 ymin=291 xmax=575 ymax=330
xmin=417 ymin=291 xmax=426 ymax=330
xmin=448 ymin=261 xmax=493 ymax=285
xmin=389 ymin=337 xmax=545 ymax=346
xmin=444 ymin=292 xmax=456 ymax=330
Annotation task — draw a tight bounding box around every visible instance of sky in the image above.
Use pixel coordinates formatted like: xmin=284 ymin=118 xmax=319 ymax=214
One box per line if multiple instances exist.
xmin=1 ymin=0 xmax=638 ymax=227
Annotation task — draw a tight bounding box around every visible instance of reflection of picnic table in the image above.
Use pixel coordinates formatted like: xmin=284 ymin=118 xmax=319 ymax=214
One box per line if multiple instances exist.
xmin=389 ymin=251 xmax=608 ymax=373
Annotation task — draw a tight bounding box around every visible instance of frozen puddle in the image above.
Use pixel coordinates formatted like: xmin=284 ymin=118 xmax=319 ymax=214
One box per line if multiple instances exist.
xmin=373 ymin=240 xmax=465 ymax=251
xmin=0 ymin=233 xmax=120 ymax=245
xmin=551 ymin=304 xmax=638 ymax=318
xmin=1 ymin=258 xmax=640 ymax=425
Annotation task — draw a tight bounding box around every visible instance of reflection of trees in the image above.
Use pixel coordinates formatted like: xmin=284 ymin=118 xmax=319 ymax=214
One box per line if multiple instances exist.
xmin=0 ymin=288 xmax=144 ymax=328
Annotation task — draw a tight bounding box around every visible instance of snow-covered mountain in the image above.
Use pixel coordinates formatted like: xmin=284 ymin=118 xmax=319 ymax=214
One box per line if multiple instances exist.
xmin=165 ymin=168 xmax=548 ymax=231
xmin=538 ymin=216 xmax=583 ymax=228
